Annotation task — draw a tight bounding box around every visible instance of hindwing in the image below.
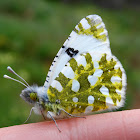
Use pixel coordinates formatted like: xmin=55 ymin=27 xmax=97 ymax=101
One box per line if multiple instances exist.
xmin=47 ymin=52 xmax=126 ymax=115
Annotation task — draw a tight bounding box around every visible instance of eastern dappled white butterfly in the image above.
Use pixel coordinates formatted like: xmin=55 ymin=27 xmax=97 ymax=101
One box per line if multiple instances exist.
xmin=4 ymin=15 xmax=127 ymax=132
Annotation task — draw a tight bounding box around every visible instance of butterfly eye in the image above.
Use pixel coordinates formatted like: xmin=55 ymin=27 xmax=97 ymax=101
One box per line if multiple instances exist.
xmin=30 ymin=93 xmax=37 ymax=101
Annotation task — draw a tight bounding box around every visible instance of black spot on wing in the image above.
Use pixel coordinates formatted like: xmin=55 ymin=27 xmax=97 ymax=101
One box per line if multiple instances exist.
xmin=65 ymin=48 xmax=79 ymax=57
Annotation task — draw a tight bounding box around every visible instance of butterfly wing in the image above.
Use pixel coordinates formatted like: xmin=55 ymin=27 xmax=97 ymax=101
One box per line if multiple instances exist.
xmin=47 ymin=51 xmax=127 ymax=115
xmin=43 ymin=15 xmax=110 ymax=91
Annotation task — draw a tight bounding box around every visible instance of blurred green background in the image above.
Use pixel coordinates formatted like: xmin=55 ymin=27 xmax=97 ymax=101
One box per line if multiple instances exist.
xmin=0 ymin=0 xmax=139 ymax=128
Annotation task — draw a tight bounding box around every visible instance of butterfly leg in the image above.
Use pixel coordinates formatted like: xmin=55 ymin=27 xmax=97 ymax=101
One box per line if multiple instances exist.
xmin=60 ymin=108 xmax=86 ymax=119
xmin=24 ymin=107 xmax=34 ymax=124
xmin=37 ymin=101 xmax=47 ymax=120
xmin=40 ymin=109 xmax=46 ymax=120
xmin=47 ymin=111 xmax=61 ymax=132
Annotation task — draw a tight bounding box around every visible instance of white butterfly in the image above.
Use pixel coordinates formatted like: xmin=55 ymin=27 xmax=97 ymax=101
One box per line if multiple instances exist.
xmin=4 ymin=15 xmax=127 ymax=132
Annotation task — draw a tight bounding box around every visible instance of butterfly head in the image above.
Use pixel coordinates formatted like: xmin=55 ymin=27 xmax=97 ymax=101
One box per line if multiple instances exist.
xmin=20 ymin=86 xmax=40 ymax=104
xmin=4 ymin=66 xmax=48 ymax=105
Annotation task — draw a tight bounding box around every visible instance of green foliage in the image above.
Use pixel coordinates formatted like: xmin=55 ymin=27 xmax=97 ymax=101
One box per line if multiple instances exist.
xmin=0 ymin=0 xmax=139 ymax=128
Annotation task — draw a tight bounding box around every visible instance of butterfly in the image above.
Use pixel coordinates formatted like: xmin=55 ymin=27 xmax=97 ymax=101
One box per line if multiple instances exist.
xmin=4 ymin=15 xmax=127 ymax=132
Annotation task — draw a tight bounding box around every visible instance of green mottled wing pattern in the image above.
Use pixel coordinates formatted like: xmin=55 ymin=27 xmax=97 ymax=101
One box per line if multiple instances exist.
xmin=43 ymin=14 xmax=110 ymax=92
xmin=47 ymin=52 xmax=126 ymax=115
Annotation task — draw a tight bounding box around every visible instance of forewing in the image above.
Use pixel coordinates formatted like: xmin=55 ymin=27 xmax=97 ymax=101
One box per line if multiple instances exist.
xmin=43 ymin=15 xmax=110 ymax=91
xmin=47 ymin=52 xmax=127 ymax=115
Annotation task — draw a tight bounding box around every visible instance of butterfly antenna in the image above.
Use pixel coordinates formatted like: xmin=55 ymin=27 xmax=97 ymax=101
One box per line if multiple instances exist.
xmin=7 ymin=66 xmax=30 ymax=87
xmin=3 ymin=75 xmax=28 ymax=88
